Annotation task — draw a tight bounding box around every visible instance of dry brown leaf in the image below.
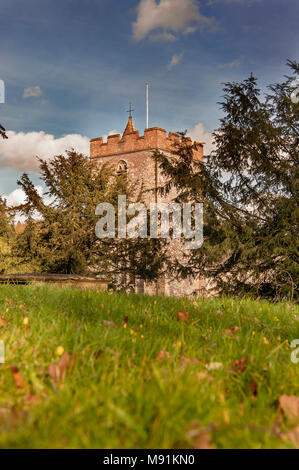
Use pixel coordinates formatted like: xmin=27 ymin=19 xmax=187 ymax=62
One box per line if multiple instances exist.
xmin=24 ymin=392 xmax=40 ymax=405
xmin=226 ymin=326 xmax=240 ymax=335
xmin=192 ymin=432 xmax=214 ymax=449
xmin=197 ymin=371 xmax=208 ymax=381
xmin=182 ymin=356 xmax=200 ymax=365
xmin=0 ymin=316 xmax=7 ymax=326
xmin=157 ymin=350 xmax=170 ymax=360
xmin=58 ymin=352 xmax=72 ymax=377
xmin=250 ymin=379 xmax=258 ymax=397
xmin=280 ymin=426 xmax=299 ymax=446
xmin=48 ymin=352 xmax=77 ymax=385
xmin=123 ymin=316 xmax=129 ymax=328
xmin=233 ymin=357 xmax=247 ymax=373
xmin=94 ymin=349 xmax=104 ymax=359
xmin=214 ymin=310 xmax=223 ymax=317
xmin=186 ymin=422 xmax=214 ymax=449
xmin=48 ymin=363 xmax=58 ymax=384
xmin=177 ymin=311 xmax=189 ymax=323
xmin=11 ymin=366 xmax=25 ymax=388
xmin=8 ymin=299 xmax=14 ymax=307
xmin=279 ymin=395 xmax=299 ymax=425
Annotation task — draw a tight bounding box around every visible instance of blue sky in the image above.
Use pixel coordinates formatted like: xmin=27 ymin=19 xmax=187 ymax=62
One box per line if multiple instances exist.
xmin=0 ymin=0 xmax=298 ymax=198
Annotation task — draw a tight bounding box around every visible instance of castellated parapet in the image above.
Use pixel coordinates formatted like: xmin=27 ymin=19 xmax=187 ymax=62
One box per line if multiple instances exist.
xmin=90 ymin=126 xmax=203 ymax=161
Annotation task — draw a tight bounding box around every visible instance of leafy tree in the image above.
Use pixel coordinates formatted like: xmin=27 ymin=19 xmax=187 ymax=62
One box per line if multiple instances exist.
xmin=14 ymin=150 xmax=167 ymax=286
xmin=0 ymin=197 xmax=15 ymax=273
xmin=154 ymin=60 xmax=299 ymax=301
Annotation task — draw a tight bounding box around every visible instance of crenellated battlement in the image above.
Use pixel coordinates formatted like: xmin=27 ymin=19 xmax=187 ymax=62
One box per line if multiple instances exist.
xmin=90 ymin=125 xmax=203 ymax=161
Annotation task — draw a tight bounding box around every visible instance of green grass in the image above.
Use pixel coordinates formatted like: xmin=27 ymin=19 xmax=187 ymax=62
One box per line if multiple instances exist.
xmin=0 ymin=285 xmax=298 ymax=449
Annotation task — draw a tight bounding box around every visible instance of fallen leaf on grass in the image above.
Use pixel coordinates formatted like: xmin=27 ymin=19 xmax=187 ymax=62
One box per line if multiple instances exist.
xmin=177 ymin=311 xmax=189 ymax=323
xmin=250 ymin=379 xmax=258 ymax=397
xmin=94 ymin=349 xmax=104 ymax=360
xmin=0 ymin=316 xmax=7 ymax=326
xmin=8 ymin=299 xmax=14 ymax=307
xmin=123 ymin=316 xmax=129 ymax=328
xmin=103 ymin=320 xmax=116 ymax=327
xmin=279 ymin=395 xmax=299 ymax=425
xmin=233 ymin=357 xmax=247 ymax=373
xmin=11 ymin=366 xmax=25 ymax=388
xmin=186 ymin=422 xmax=215 ymax=449
xmin=197 ymin=371 xmax=208 ymax=381
xmin=226 ymin=326 xmax=240 ymax=335
xmin=157 ymin=350 xmax=170 ymax=360
xmin=192 ymin=431 xmax=214 ymax=449
xmin=206 ymin=362 xmax=223 ymax=371
xmin=214 ymin=310 xmax=223 ymax=317
xmin=280 ymin=426 xmax=299 ymax=446
xmin=23 ymin=392 xmax=41 ymax=405
xmin=48 ymin=352 xmax=77 ymax=385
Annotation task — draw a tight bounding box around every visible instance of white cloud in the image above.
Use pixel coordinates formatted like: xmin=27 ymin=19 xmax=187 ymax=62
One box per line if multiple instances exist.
xmin=218 ymin=57 xmax=242 ymax=68
xmin=23 ymin=86 xmax=43 ymax=99
xmin=3 ymin=185 xmax=54 ymax=221
xmin=149 ymin=31 xmax=177 ymax=42
xmin=187 ymin=122 xmax=215 ymax=155
xmin=0 ymin=130 xmax=90 ymax=171
xmin=133 ymin=0 xmax=214 ymax=41
xmin=3 ymin=187 xmax=37 ymax=207
xmin=184 ymin=25 xmax=198 ymax=34
xmin=168 ymin=52 xmax=184 ymax=70
xmin=103 ymin=129 xmax=119 ymax=143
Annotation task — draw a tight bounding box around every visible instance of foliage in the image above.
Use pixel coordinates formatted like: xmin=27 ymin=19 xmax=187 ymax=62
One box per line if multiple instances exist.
xmin=14 ymin=150 xmax=167 ymax=284
xmin=153 ymin=61 xmax=299 ymax=301
xmin=0 ymin=198 xmax=16 ymax=274
xmin=0 ymin=123 xmax=8 ymax=140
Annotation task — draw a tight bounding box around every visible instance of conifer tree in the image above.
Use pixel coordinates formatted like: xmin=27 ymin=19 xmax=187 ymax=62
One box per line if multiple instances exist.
xmin=154 ymin=61 xmax=298 ymax=300
xmin=0 ymin=124 xmax=8 ymax=139
xmin=0 ymin=197 xmax=15 ymax=273
xmin=14 ymin=150 xmax=167 ymax=285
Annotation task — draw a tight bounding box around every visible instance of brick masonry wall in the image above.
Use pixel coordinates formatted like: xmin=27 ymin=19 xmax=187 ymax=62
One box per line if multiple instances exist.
xmin=90 ymin=127 xmax=203 ymax=161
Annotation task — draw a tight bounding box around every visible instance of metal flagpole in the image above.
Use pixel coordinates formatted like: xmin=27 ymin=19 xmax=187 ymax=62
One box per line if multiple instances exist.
xmin=146 ymin=82 xmax=149 ymax=129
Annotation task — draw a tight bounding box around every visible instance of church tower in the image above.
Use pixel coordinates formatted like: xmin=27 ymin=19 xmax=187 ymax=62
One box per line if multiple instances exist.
xmin=90 ymin=112 xmax=203 ymax=202
xmin=90 ymin=110 xmax=205 ymax=296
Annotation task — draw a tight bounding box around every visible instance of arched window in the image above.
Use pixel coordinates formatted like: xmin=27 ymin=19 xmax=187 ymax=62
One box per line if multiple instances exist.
xmin=117 ymin=160 xmax=128 ymax=176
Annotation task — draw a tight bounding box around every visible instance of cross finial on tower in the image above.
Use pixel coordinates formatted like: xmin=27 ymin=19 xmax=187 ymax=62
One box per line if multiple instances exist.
xmin=126 ymin=101 xmax=134 ymax=117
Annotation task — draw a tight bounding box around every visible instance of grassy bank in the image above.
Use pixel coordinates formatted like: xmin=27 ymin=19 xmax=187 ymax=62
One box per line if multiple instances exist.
xmin=0 ymin=285 xmax=298 ymax=448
